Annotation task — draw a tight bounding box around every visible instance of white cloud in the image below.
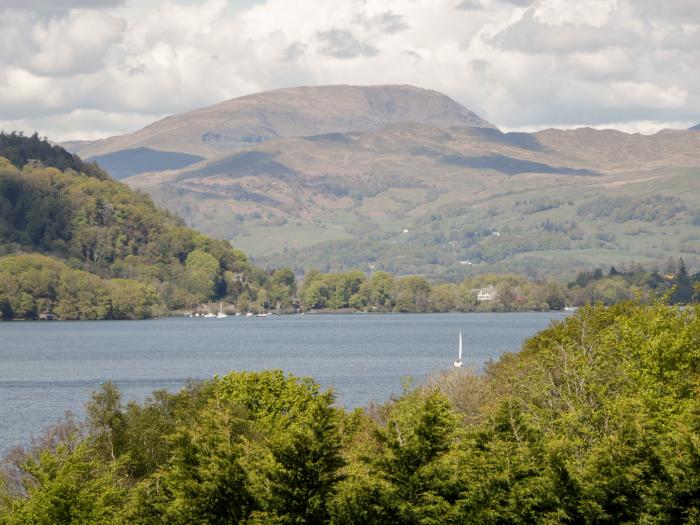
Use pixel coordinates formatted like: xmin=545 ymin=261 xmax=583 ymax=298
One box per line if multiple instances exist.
xmin=2 ymin=0 xmax=124 ymax=9
xmin=0 ymin=109 xmax=165 ymax=141
xmin=29 ymin=10 xmax=126 ymax=76
xmin=1 ymin=0 xmax=699 ymax=140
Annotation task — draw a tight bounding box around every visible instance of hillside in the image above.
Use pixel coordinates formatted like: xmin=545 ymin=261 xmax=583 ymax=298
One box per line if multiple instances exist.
xmin=128 ymin=124 xmax=700 ymax=278
xmin=0 ymin=133 xmax=294 ymax=319
xmin=61 ymin=85 xmax=700 ymax=278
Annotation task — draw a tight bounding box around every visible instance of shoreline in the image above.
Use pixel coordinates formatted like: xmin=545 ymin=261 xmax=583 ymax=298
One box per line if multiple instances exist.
xmin=2 ymin=308 xmax=572 ymax=322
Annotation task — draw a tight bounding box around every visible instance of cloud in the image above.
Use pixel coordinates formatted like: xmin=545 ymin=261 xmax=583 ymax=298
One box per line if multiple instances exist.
xmin=316 ymin=29 xmax=379 ymax=59
xmin=28 ymin=10 xmax=126 ymax=76
xmin=2 ymin=0 xmax=124 ymax=12
xmin=629 ymin=0 xmax=700 ymax=23
xmin=1 ymin=0 xmax=699 ymax=140
xmin=281 ymin=41 xmax=308 ymax=61
xmin=359 ymin=11 xmax=408 ymax=34
xmin=491 ymin=9 xmax=639 ymax=53
xmin=0 ymin=109 xmax=164 ymax=142
xmin=457 ymin=0 xmax=484 ymax=9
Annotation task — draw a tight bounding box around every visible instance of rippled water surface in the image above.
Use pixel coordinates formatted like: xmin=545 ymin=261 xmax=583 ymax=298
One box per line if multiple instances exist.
xmin=0 ymin=312 xmax=568 ymax=452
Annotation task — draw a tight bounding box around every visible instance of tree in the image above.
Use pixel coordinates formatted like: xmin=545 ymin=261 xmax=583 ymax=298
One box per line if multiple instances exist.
xmin=86 ymin=382 xmax=127 ymax=464
xmin=671 ymin=258 xmax=694 ymax=305
xmin=1 ymin=441 xmax=125 ymax=525
xmin=159 ymin=398 xmax=255 ymax=524
xmin=183 ymin=249 xmax=220 ymax=301
xmin=265 ymin=392 xmax=346 ymax=524
xmin=372 ymin=391 xmax=458 ymax=522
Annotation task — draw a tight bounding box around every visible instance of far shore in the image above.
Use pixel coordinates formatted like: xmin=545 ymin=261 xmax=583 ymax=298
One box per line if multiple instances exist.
xmin=1 ymin=307 xmax=574 ymax=322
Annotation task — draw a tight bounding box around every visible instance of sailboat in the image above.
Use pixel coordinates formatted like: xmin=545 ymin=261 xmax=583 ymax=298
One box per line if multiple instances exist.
xmin=204 ymin=301 xmax=216 ymax=318
xmin=453 ymin=331 xmax=463 ymax=368
xmin=216 ymin=301 xmax=228 ymax=318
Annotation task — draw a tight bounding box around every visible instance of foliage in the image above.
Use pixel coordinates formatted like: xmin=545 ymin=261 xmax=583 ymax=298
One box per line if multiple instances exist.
xmin=0 ymin=136 xmax=299 ymax=318
xmin=298 ymin=270 xmax=561 ymax=313
xmin=2 ymin=303 xmax=700 ymax=524
xmin=0 ymin=131 xmax=106 ymax=179
xmin=576 ymin=195 xmax=686 ymax=223
xmin=0 ymin=254 xmax=159 ymax=320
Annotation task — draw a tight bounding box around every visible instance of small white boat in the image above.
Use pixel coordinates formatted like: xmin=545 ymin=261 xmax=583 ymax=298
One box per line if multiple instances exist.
xmin=216 ymin=301 xmax=228 ymax=318
xmin=203 ymin=301 xmax=216 ymax=318
xmin=453 ymin=331 xmax=463 ymax=368
xmin=245 ymin=312 xmax=254 ymax=318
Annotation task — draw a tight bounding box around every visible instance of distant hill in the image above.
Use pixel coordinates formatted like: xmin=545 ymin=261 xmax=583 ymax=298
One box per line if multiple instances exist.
xmin=689 ymin=124 xmax=700 ymax=131
xmin=63 ymin=87 xmax=700 ymax=279
xmin=67 ymin=85 xmax=495 ymax=162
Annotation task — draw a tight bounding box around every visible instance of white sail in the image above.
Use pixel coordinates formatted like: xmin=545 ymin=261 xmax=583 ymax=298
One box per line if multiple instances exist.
xmin=453 ymin=331 xmax=463 ymax=368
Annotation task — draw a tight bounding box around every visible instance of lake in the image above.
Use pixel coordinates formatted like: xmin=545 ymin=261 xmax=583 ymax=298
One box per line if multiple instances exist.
xmin=0 ymin=312 xmax=569 ymax=453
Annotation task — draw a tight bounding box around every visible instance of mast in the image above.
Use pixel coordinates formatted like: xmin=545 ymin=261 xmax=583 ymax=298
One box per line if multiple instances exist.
xmin=458 ymin=331 xmax=463 ymax=360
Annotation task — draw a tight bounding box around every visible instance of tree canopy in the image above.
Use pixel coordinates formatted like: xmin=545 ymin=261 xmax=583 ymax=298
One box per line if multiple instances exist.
xmin=2 ymin=301 xmax=699 ymax=523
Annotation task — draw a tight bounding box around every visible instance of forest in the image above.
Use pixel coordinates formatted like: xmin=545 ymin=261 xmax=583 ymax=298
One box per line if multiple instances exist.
xmin=0 ymin=133 xmax=295 ymax=319
xmin=1 ymin=301 xmax=698 ymax=523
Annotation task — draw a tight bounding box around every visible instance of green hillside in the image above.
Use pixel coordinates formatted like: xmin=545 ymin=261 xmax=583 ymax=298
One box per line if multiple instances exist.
xmin=0 ymin=133 xmax=294 ymax=319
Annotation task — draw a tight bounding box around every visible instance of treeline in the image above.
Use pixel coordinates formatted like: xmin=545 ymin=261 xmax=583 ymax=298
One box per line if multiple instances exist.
xmin=299 ymin=260 xmax=700 ymax=313
xmin=0 ymin=135 xmax=297 ymax=319
xmin=567 ymin=258 xmax=699 ymax=305
xmin=1 ymin=301 xmax=699 ymax=523
xmin=0 ymin=132 xmax=106 ymax=179
xmin=0 ymin=254 xmax=159 ymax=320
xmin=300 ymin=270 xmax=569 ymax=312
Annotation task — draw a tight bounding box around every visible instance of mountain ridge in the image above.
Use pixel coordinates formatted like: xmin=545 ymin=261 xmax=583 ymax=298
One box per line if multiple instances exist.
xmin=69 ymin=84 xmax=495 ymax=162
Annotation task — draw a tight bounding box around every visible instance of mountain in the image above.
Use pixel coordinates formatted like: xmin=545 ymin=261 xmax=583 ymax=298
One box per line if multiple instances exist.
xmin=689 ymin=124 xmax=700 ymax=131
xmin=66 ymin=87 xmax=700 ymax=278
xmin=68 ymin=85 xmax=494 ymax=163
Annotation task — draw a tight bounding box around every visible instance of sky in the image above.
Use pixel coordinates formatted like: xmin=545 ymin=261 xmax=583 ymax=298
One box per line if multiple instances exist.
xmin=1 ymin=0 xmax=699 ymax=141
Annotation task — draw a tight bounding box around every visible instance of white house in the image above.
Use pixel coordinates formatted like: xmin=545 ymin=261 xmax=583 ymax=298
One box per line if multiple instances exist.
xmin=476 ymin=285 xmax=496 ymax=302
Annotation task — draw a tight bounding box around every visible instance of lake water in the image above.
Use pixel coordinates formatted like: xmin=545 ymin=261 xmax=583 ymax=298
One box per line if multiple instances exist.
xmin=0 ymin=312 xmax=568 ymax=453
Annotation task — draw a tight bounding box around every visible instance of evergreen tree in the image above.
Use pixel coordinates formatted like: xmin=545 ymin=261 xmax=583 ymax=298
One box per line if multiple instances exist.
xmin=671 ymin=258 xmax=694 ymax=304
xmin=372 ymin=391 xmax=458 ymax=523
xmin=160 ymin=398 xmax=255 ymax=524
xmin=266 ymin=392 xmax=346 ymax=524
